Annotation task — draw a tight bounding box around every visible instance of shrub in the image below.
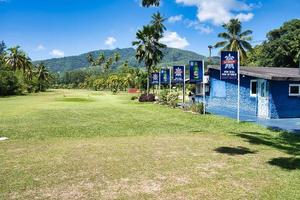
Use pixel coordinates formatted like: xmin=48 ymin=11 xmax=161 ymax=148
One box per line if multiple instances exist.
xmin=190 ymin=103 xmax=204 ymax=114
xmin=0 ymin=70 xmax=22 ymax=96
xmin=131 ymin=96 xmax=138 ymax=101
xmin=167 ymin=92 xmax=179 ymax=108
xmin=158 ymin=89 xmax=169 ymax=104
xmin=139 ymin=93 xmax=155 ymax=102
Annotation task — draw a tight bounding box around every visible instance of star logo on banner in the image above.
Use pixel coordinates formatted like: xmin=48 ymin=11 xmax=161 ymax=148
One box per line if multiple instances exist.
xmin=175 ymin=67 xmax=182 ymax=77
xmin=224 ymin=54 xmax=235 ymax=69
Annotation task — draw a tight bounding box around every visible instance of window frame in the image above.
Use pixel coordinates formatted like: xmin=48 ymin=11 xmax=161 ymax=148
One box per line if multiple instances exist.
xmin=289 ymin=84 xmax=300 ymax=96
xmin=250 ymin=80 xmax=257 ymax=97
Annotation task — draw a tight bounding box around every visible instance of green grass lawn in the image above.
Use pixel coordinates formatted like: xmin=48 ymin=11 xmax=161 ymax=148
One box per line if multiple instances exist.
xmin=0 ymin=89 xmax=300 ymax=200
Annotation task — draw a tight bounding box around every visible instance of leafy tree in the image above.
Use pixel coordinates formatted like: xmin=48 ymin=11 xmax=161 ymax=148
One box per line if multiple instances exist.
xmin=132 ymin=13 xmax=166 ymax=94
xmin=214 ymin=19 xmax=253 ymax=63
xmin=0 ymin=70 xmax=21 ymax=96
xmin=249 ymin=19 xmax=300 ymax=67
xmin=142 ymin=0 xmax=160 ymax=7
xmin=4 ymin=46 xmax=32 ymax=73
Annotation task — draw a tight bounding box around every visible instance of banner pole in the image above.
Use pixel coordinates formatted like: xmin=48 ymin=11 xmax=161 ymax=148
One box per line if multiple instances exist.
xmin=202 ymin=60 xmax=206 ymax=115
xmin=183 ymin=65 xmax=186 ymax=106
xmin=237 ymin=52 xmax=240 ymax=123
xmin=169 ymin=67 xmax=172 ymax=94
xmin=159 ymin=70 xmax=161 ymax=96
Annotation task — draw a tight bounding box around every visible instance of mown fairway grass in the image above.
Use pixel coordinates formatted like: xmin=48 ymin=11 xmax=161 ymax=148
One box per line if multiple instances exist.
xmin=0 ymin=89 xmax=300 ymax=199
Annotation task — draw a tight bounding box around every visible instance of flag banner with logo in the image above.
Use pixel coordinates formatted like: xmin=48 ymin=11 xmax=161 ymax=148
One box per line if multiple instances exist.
xmin=160 ymin=69 xmax=170 ymax=85
xmin=189 ymin=61 xmax=204 ymax=83
xmin=151 ymin=72 xmax=159 ymax=85
xmin=220 ymin=51 xmax=239 ymax=80
xmin=173 ymin=66 xmax=185 ymax=83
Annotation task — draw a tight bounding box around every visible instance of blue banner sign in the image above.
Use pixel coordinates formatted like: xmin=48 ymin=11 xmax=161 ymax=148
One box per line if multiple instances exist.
xmin=160 ymin=69 xmax=170 ymax=84
xmin=151 ymin=72 xmax=159 ymax=85
xmin=189 ymin=61 xmax=204 ymax=83
xmin=173 ymin=66 xmax=185 ymax=83
xmin=220 ymin=51 xmax=239 ymax=80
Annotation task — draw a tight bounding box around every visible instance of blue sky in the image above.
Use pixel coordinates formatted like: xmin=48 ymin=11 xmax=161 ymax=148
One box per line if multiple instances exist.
xmin=0 ymin=0 xmax=299 ymax=60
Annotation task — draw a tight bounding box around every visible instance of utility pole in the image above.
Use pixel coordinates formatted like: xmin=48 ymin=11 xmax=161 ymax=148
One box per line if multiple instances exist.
xmin=208 ymin=45 xmax=213 ymax=63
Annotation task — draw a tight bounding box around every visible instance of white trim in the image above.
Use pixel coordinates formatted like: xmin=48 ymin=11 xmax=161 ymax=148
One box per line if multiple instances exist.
xmin=289 ymin=84 xmax=300 ymax=96
xmin=250 ymin=80 xmax=257 ymax=97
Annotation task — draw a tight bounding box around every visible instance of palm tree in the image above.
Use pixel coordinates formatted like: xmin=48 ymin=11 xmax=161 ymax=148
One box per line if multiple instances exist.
xmin=114 ymin=53 xmax=120 ymax=62
xmin=97 ymin=53 xmax=105 ymax=65
xmin=151 ymin=12 xmax=166 ymax=39
xmin=142 ymin=0 xmax=160 ymax=7
xmin=103 ymin=57 xmax=114 ymax=75
xmin=214 ymin=19 xmax=253 ymax=62
xmin=35 ymin=63 xmax=52 ymax=91
xmin=132 ymin=25 xmax=166 ymax=94
xmin=4 ymin=46 xmax=30 ymax=73
xmin=87 ymin=53 xmax=95 ymax=66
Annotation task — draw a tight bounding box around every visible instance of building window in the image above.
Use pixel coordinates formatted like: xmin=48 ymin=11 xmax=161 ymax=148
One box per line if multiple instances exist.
xmin=289 ymin=84 xmax=300 ymax=96
xmin=250 ymin=80 xmax=257 ymax=97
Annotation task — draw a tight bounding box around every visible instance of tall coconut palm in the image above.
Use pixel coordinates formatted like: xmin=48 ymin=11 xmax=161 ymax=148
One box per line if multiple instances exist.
xmin=35 ymin=63 xmax=51 ymax=91
xmin=132 ymin=25 xmax=166 ymax=94
xmin=151 ymin=12 xmax=166 ymax=39
xmin=4 ymin=46 xmax=30 ymax=73
xmin=97 ymin=53 xmax=105 ymax=65
xmin=214 ymin=19 xmax=253 ymax=62
xmin=87 ymin=53 xmax=95 ymax=66
xmin=142 ymin=0 xmax=160 ymax=7
xmin=114 ymin=52 xmax=121 ymax=62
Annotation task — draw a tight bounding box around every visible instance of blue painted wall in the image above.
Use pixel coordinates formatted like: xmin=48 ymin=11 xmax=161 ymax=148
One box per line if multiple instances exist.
xmin=204 ymin=69 xmax=257 ymax=117
xmin=195 ymin=68 xmax=300 ymax=119
xmin=269 ymin=81 xmax=300 ymax=118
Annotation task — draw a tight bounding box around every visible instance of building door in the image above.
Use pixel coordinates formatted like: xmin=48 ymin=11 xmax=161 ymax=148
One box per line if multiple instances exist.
xmin=257 ymin=79 xmax=269 ymax=118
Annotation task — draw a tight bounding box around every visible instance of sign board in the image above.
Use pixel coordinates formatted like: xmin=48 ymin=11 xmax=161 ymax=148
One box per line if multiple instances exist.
xmin=189 ymin=61 xmax=204 ymax=83
xmin=173 ymin=66 xmax=185 ymax=83
xmin=220 ymin=51 xmax=239 ymax=80
xmin=151 ymin=72 xmax=159 ymax=85
xmin=160 ymin=69 xmax=170 ymax=85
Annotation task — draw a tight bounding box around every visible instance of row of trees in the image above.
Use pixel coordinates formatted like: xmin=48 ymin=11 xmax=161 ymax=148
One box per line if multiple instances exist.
xmin=54 ymin=60 xmax=148 ymax=93
xmin=0 ymin=43 xmax=52 ymax=96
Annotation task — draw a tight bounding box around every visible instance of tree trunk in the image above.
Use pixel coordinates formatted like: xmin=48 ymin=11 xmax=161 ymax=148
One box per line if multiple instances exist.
xmin=147 ymin=67 xmax=150 ymax=95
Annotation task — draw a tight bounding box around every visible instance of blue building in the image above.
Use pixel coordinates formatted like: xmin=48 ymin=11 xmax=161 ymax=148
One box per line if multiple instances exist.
xmin=196 ymin=66 xmax=300 ymax=119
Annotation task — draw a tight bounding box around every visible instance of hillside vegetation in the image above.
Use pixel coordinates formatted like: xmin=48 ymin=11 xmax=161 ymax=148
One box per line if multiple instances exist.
xmin=35 ymin=47 xmax=217 ymax=72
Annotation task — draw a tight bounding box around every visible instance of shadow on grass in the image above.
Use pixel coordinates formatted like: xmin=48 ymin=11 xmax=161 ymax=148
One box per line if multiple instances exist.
xmin=215 ymin=146 xmax=257 ymax=156
xmin=231 ymin=131 xmax=300 ymax=156
xmin=230 ymin=130 xmax=300 ymax=170
xmin=268 ymin=157 xmax=300 ymax=170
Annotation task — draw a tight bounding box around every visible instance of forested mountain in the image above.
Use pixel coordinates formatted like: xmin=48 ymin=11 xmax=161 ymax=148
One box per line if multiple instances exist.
xmin=35 ymin=47 xmax=217 ymax=72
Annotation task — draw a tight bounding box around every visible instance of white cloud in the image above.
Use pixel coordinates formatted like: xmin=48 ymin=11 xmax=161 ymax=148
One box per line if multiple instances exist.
xmin=185 ymin=19 xmax=213 ymax=34
xmin=168 ymin=15 xmax=183 ymax=23
xmin=50 ymin=49 xmax=64 ymax=58
xmin=104 ymin=37 xmax=117 ymax=49
xmin=35 ymin=44 xmax=46 ymax=51
xmin=236 ymin=13 xmax=254 ymax=22
xmin=175 ymin=0 xmax=255 ymax=25
xmin=160 ymin=31 xmax=189 ymax=49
